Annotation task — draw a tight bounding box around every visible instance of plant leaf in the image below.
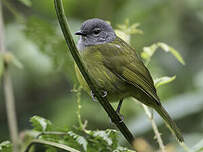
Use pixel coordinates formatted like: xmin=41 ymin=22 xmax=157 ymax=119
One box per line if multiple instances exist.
xmin=157 ymin=42 xmax=185 ymax=65
xmin=26 ymin=139 xmax=80 ymax=152
xmin=117 ymin=19 xmax=143 ymax=35
xmin=115 ymin=19 xmax=142 ymax=44
xmin=141 ymin=42 xmax=185 ymax=65
xmin=67 ymin=131 xmax=88 ymax=151
xmin=141 ymin=44 xmax=158 ymax=64
xmin=0 ymin=141 xmax=12 ymax=152
xmin=30 ymin=116 xmax=52 ymax=132
xmin=154 ymin=76 xmax=176 ymax=88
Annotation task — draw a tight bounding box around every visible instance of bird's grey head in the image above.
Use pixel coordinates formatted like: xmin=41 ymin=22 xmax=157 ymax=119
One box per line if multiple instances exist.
xmin=75 ymin=18 xmax=116 ymax=51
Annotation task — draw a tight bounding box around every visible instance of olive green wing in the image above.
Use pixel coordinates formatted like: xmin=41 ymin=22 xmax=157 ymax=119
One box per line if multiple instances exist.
xmin=98 ymin=37 xmax=160 ymax=104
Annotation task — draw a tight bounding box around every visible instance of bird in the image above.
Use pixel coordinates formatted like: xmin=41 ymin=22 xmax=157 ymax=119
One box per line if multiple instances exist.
xmin=74 ymin=18 xmax=184 ymax=142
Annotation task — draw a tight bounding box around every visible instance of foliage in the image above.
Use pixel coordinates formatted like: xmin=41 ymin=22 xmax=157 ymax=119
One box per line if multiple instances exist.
xmin=30 ymin=116 xmax=53 ymax=132
xmin=154 ymin=76 xmax=176 ymax=89
xmin=22 ymin=115 xmax=135 ymax=152
xmin=0 ymin=141 xmax=12 ymax=152
xmin=24 ymin=16 xmax=77 ymax=82
xmin=115 ymin=19 xmax=143 ymax=44
xmin=141 ymin=42 xmax=185 ymax=66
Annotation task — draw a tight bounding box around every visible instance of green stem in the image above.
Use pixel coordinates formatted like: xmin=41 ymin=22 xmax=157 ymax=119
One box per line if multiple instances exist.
xmin=24 ymin=139 xmax=80 ymax=152
xmin=75 ymin=86 xmax=83 ymax=130
xmin=72 ymin=85 xmax=86 ymax=131
xmin=0 ymin=2 xmax=19 ymax=152
xmin=37 ymin=131 xmax=70 ymax=138
xmin=54 ymin=0 xmax=135 ymax=147
xmin=142 ymin=62 xmax=166 ymax=152
xmin=142 ymin=103 xmax=166 ymax=152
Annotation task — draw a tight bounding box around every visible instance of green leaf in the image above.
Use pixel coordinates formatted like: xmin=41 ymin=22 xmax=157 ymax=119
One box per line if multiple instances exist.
xmin=0 ymin=53 xmax=4 ymax=81
xmin=24 ymin=17 xmax=76 ymax=82
xmin=0 ymin=141 xmax=12 ymax=152
xmin=18 ymin=0 xmax=32 ymax=7
xmin=154 ymin=76 xmax=176 ymax=88
xmin=25 ymin=139 xmax=80 ymax=152
xmin=86 ymin=129 xmax=119 ymax=150
xmin=141 ymin=42 xmax=185 ymax=65
xmin=30 ymin=116 xmax=52 ymax=132
xmin=141 ymin=44 xmax=158 ymax=65
xmin=115 ymin=19 xmax=142 ymax=44
xmin=67 ymin=131 xmax=88 ymax=151
xmin=117 ymin=19 xmax=143 ymax=35
xmin=93 ymin=130 xmax=113 ymax=145
xmin=157 ymin=42 xmax=185 ymax=65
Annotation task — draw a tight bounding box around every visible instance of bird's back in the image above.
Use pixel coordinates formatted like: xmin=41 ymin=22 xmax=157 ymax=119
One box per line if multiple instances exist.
xmin=75 ymin=37 xmax=159 ymax=104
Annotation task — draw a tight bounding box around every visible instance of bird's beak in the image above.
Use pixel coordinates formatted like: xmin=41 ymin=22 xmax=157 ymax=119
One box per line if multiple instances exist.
xmin=75 ymin=30 xmax=87 ymax=36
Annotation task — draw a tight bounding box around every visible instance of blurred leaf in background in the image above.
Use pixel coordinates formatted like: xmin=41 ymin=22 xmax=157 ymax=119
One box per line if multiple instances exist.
xmin=0 ymin=141 xmax=12 ymax=152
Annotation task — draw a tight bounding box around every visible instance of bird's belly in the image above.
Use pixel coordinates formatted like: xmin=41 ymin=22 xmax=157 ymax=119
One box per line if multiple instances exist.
xmin=75 ymin=63 xmax=130 ymax=102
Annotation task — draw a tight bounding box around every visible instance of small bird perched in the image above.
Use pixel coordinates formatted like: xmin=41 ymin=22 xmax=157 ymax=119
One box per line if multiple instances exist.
xmin=75 ymin=18 xmax=183 ymax=142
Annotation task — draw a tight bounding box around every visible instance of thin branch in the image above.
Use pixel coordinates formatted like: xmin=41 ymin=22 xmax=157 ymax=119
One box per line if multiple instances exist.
xmin=71 ymin=85 xmax=88 ymax=132
xmin=0 ymin=2 xmax=19 ymax=152
xmin=36 ymin=131 xmax=70 ymax=138
xmin=24 ymin=139 xmax=80 ymax=152
xmin=54 ymin=0 xmax=135 ymax=148
xmin=132 ymin=97 xmax=165 ymax=151
xmin=71 ymin=86 xmax=84 ymax=130
xmin=142 ymin=104 xmax=166 ymax=152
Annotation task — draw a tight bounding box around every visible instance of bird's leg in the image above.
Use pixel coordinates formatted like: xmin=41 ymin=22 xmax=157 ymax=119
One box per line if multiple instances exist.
xmin=116 ymin=99 xmax=124 ymax=122
xmin=116 ymin=99 xmax=123 ymax=114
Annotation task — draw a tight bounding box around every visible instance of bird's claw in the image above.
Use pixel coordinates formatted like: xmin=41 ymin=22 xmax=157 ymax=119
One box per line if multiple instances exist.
xmin=109 ymin=112 xmax=124 ymax=124
xmin=90 ymin=90 xmax=97 ymax=102
xmin=117 ymin=113 xmax=124 ymax=123
xmin=118 ymin=113 xmax=124 ymax=123
xmin=102 ymin=91 xmax=107 ymax=97
xmin=90 ymin=90 xmax=107 ymax=102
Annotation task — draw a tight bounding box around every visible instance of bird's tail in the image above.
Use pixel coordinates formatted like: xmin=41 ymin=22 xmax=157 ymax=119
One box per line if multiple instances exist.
xmin=154 ymin=105 xmax=184 ymax=142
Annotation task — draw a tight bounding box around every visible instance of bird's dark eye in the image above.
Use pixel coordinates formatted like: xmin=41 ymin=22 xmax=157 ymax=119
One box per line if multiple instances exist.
xmin=93 ymin=28 xmax=101 ymax=35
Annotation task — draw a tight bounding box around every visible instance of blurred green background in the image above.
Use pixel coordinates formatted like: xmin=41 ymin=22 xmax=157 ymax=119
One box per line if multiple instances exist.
xmin=0 ymin=0 xmax=203 ymax=151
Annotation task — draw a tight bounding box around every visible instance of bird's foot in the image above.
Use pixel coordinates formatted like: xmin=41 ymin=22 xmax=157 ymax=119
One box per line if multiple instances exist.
xmin=109 ymin=112 xmax=124 ymax=124
xmin=101 ymin=90 xmax=107 ymax=97
xmin=90 ymin=90 xmax=97 ymax=102
xmin=117 ymin=112 xmax=124 ymax=123
xmin=90 ymin=90 xmax=107 ymax=102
